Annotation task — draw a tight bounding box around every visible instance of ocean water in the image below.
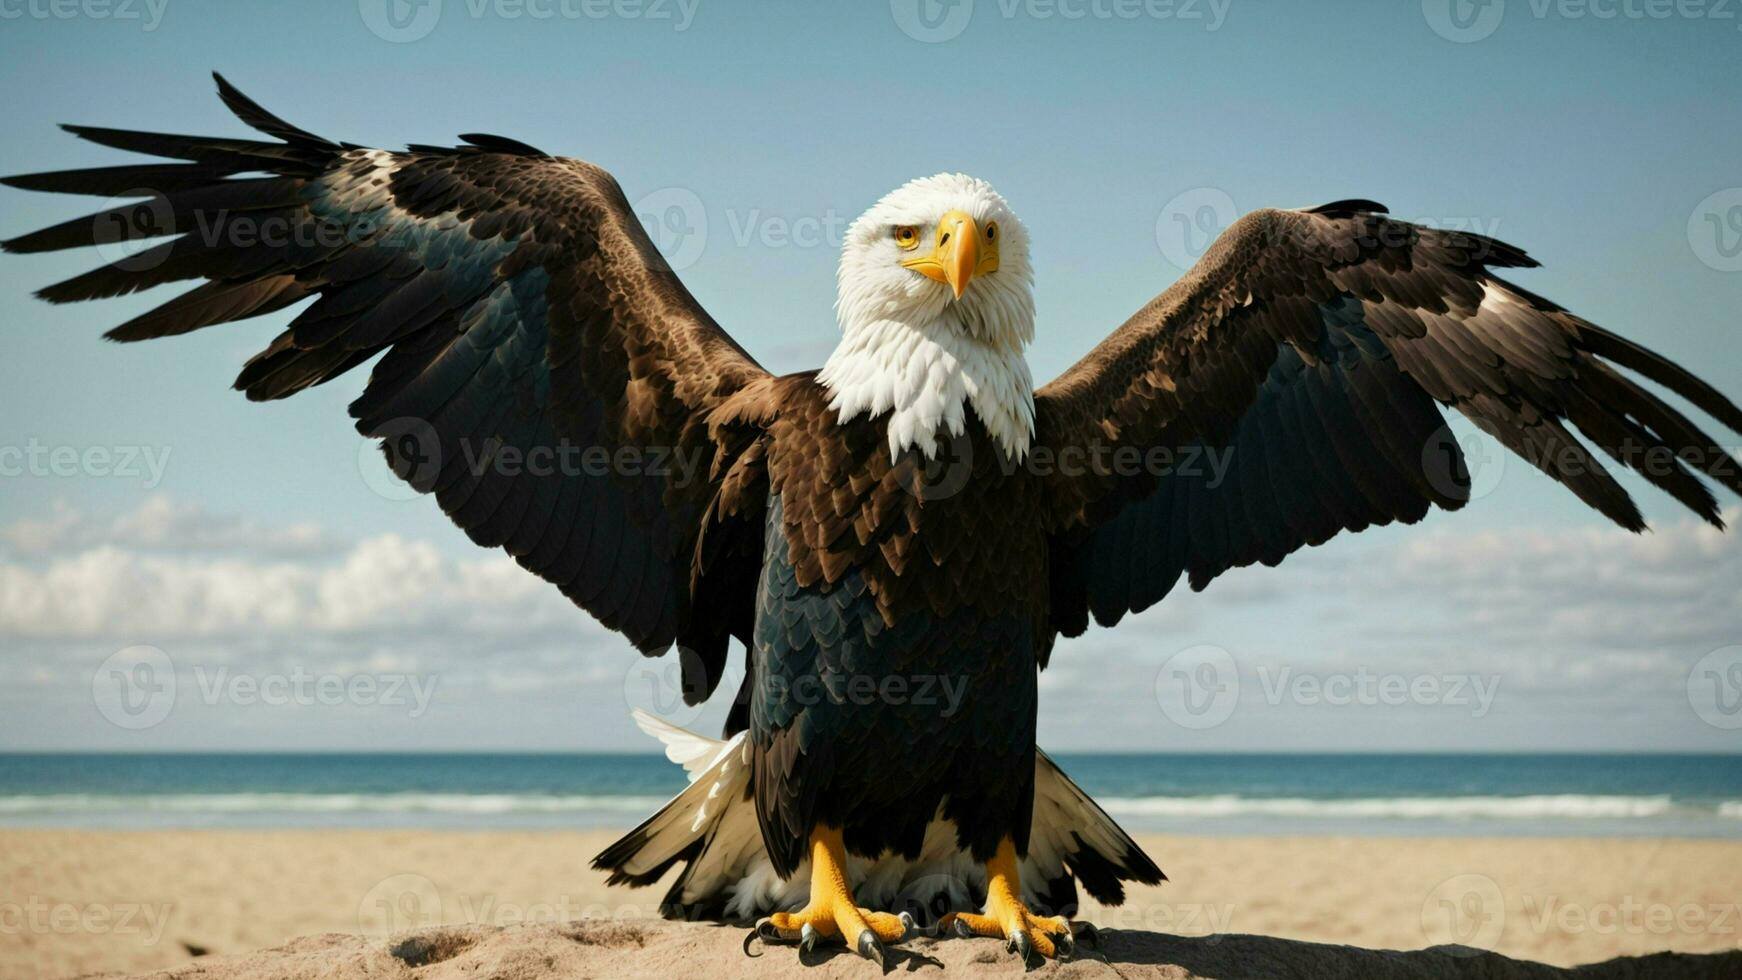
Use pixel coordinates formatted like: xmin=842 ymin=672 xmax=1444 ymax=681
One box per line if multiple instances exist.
xmin=1 ymin=752 xmax=1739 ymax=838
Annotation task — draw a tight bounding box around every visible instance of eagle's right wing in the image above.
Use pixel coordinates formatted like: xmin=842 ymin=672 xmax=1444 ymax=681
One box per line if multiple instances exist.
xmin=3 ymin=74 xmax=775 ymax=701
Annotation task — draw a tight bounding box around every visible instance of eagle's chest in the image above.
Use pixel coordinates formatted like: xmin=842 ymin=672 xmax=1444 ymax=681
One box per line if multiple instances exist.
xmin=750 ymin=408 xmax=1047 ymax=735
xmin=762 ymin=405 xmax=1051 ymax=635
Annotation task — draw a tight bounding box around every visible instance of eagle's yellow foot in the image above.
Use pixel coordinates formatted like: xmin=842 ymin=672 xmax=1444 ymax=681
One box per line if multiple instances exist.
xmin=938 ymin=837 xmax=1080 ymax=962
xmin=752 ymin=825 xmax=914 ymax=964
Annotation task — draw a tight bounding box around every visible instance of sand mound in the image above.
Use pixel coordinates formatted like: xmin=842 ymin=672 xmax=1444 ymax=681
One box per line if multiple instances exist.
xmin=90 ymin=919 xmax=1741 ymax=980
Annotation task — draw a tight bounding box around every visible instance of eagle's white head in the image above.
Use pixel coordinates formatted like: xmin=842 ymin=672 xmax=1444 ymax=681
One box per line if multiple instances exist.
xmin=819 ymin=173 xmax=1036 ymax=460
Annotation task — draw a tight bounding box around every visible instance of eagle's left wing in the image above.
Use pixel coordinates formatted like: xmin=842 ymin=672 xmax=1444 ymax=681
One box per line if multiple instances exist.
xmin=1036 ymin=201 xmax=1742 ymax=639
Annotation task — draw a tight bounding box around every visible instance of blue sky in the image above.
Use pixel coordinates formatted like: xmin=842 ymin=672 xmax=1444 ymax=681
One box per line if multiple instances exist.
xmin=1 ymin=0 xmax=1739 ymax=751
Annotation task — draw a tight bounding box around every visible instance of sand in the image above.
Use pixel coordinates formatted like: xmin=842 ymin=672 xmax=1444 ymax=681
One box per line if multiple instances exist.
xmin=2 ymin=830 xmax=1738 ymax=979
xmin=33 ymin=920 xmax=1740 ymax=980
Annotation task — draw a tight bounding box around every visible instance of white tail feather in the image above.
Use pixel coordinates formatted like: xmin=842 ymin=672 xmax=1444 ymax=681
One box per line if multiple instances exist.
xmin=594 ymin=715 xmax=1164 ymax=922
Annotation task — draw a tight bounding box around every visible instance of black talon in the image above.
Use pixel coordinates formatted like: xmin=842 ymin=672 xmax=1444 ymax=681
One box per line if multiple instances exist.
xmin=742 ymin=927 xmax=763 ymax=958
xmin=1056 ymin=929 xmax=1076 ymax=957
xmin=752 ymin=917 xmax=799 ymax=948
xmin=857 ymin=929 xmax=885 ymax=967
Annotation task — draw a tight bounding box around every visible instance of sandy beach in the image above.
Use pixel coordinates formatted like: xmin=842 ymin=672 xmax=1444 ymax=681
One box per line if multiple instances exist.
xmin=3 ymin=830 xmax=1738 ymax=978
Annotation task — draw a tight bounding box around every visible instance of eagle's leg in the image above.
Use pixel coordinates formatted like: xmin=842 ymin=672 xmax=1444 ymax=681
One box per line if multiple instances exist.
xmin=756 ymin=825 xmax=914 ymax=963
xmin=938 ymin=837 xmax=1076 ymax=961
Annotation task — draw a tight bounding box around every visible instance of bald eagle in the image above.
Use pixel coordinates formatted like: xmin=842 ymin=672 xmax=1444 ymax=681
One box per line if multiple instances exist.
xmin=7 ymin=76 xmax=1741 ymax=965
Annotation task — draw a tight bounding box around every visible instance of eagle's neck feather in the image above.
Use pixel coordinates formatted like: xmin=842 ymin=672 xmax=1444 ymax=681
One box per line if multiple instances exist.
xmin=818 ymin=310 xmax=1034 ymax=461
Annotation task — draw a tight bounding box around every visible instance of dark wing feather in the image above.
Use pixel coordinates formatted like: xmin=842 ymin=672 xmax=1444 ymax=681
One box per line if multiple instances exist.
xmin=3 ymin=74 xmax=775 ymax=695
xmin=1039 ymin=205 xmax=1742 ymax=636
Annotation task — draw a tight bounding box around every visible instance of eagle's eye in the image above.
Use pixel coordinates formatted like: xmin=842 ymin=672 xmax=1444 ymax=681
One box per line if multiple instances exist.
xmin=986 ymin=222 xmax=998 ymax=241
xmin=894 ymin=225 xmax=920 ymax=250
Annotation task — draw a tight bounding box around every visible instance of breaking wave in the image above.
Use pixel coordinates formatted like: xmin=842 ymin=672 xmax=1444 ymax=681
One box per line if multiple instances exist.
xmin=0 ymin=792 xmax=670 ymax=816
xmin=1097 ymin=793 xmax=1707 ymax=821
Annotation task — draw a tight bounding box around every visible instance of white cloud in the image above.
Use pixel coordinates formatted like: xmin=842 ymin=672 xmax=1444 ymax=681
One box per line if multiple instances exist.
xmin=0 ymin=533 xmax=585 ymax=641
xmin=0 ymin=496 xmax=336 ymax=558
xmin=0 ymin=498 xmax=598 ymax=658
xmin=1037 ymin=509 xmax=1742 ymax=748
xmin=0 ymin=497 xmax=1738 ymax=750
xmin=1371 ymin=509 xmax=1741 ymax=659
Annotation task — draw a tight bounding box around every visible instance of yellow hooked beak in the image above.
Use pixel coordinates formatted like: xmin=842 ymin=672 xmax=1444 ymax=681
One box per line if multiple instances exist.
xmin=900 ymin=209 xmax=999 ymax=298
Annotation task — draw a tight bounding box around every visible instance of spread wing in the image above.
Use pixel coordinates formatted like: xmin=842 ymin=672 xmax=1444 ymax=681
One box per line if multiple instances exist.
xmin=3 ymin=74 xmax=773 ymax=698
xmin=1037 ymin=201 xmax=1742 ymax=637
